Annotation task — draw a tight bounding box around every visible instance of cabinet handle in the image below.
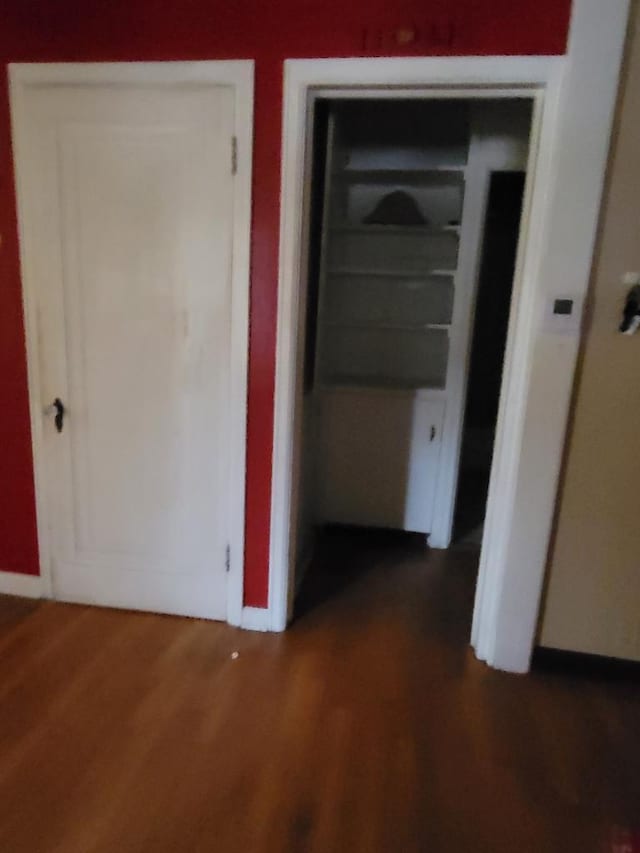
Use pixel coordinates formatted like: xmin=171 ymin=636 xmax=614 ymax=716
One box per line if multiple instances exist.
xmin=430 ymin=425 xmax=436 ymax=442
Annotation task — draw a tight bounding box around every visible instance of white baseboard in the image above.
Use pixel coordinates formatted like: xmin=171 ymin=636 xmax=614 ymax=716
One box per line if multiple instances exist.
xmin=0 ymin=571 xmax=44 ymax=599
xmin=240 ymin=606 xmax=273 ymax=632
xmin=0 ymin=575 xmax=275 ymax=627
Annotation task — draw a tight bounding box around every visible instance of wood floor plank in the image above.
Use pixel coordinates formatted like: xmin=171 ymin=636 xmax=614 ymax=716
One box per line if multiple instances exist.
xmin=0 ymin=528 xmax=638 ymax=852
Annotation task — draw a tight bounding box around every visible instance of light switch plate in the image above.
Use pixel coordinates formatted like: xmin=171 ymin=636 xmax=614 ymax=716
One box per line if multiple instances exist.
xmin=541 ymin=294 xmax=584 ymax=335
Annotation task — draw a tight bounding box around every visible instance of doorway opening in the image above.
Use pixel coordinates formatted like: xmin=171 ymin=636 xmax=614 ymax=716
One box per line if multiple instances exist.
xmin=290 ymin=95 xmax=532 ymax=619
xmin=453 ymin=171 xmax=525 ymax=546
xmin=271 ymin=38 xmax=627 ymax=671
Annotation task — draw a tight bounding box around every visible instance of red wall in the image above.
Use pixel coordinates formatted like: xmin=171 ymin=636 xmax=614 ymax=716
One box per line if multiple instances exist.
xmin=0 ymin=0 xmax=572 ymax=604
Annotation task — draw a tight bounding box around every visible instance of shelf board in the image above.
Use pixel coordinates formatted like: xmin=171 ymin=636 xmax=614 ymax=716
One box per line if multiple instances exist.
xmin=325 ymin=321 xmax=451 ymax=332
xmin=330 ymin=224 xmax=461 ymax=236
xmin=320 ymin=377 xmax=446 ymax=392
xmin=334 ymin=167 xmax=466 ymax=183
xmin=319 ymin=383 xmax=447 ymax=399
xmin=327 ymin=267 xmax=457 ymax=279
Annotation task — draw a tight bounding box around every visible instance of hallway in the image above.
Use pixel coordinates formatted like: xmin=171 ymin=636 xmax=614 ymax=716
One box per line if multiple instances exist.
xmin=0 ymin=531 xmax=638 ymax=852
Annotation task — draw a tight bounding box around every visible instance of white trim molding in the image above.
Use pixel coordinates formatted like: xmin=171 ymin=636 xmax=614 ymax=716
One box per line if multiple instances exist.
xmin=269 ymin=0 xmax=630 ymax=668
xmin=240 ymin=606 xmax=273 ymax=632
xmin=9 ymin=61 xmax=254 ymax=626
xmin=0 ymin=571 xmax=44 ymax=599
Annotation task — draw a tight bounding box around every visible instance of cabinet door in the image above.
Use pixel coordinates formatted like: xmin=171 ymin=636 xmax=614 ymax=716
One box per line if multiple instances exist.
xmin=318 ymin=391 xmax=445 ymax=534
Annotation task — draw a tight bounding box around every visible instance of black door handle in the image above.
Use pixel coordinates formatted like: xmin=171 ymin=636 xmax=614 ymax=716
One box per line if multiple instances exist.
xmin=52 ymin=398 xmax=65 ymax=433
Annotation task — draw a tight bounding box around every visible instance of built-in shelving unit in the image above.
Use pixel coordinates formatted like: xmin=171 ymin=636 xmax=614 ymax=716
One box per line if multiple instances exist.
xmin=316 ymin=111 xmax=465 ymax=393
xmin=318 ymin=211 xmax=461 ymax=388
xmin=303 ymin=97 xmax=532 ymax=541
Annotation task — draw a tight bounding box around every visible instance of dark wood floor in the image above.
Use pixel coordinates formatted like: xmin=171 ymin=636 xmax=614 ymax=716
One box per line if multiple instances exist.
xmin=0 ymin=528 xmax=638 ymax=853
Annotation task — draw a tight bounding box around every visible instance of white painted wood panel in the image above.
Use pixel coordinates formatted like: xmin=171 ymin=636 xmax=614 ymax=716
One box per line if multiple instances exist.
xmin=14 ymin=80 xmax=236 ymax=619
xmin=318 ymin=390 xmax=445 ymax=532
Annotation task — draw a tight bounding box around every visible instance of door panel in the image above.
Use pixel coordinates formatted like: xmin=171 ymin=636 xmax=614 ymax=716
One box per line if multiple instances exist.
xmin=318 ymin=390 xmax=445 ymax=534
xmin=18 ymin=82 xmax=235 ymax=619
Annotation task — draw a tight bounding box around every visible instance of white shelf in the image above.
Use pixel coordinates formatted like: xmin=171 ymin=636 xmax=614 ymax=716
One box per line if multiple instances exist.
xmin=319 ymin=383 xmax=447 ymax=400
xmin=327 ymin=267 xmax=458 ymax=279
xmin=326 ymin=321 xmax=451 ymax=332
xmin=335 ymin=167 xmax=466 ymax=182
xmin=320 ymin=377 xmax=447 ymax=392
xmin=330 ymin=224 xmax=461 ymax=235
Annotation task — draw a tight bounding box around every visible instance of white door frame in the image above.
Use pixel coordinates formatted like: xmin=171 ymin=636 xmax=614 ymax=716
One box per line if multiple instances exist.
xmin=9 ymin=61 xmax=254 ymax=627
xmin=269 ymin=0 xmax=630 ymax=671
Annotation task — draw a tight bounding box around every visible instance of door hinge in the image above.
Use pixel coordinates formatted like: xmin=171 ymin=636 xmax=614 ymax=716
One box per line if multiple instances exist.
xmin=231 ymin=136 xmax=238 ymax=176
xmin=225 ymin=544 xmax=231 ymax=572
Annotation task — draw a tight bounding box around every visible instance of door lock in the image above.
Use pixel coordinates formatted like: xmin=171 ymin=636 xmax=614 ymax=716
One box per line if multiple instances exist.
xmin=46 ymin=398 xmax=65 ymax=433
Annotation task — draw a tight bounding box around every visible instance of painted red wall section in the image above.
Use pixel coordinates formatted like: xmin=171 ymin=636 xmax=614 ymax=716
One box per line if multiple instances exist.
xmin=0 ymin=0 xmax=572 ymax=601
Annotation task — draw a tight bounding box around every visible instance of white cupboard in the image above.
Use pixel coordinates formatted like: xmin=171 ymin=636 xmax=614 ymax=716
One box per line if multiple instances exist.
xmin=319 ymin=391 xmax=445 ymax=532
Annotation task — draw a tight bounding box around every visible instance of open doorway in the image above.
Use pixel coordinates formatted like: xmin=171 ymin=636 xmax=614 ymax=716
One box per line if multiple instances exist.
xmin=453 ymin=171 xmax=526 ymax=546
xmin=291 ymin=96 xmax=533 ymax=616
xmin=270 ymin=37 xmax=626 ymax=671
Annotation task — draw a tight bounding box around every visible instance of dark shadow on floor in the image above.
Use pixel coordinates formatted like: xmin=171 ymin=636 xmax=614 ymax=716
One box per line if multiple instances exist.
xmin=294 ymin=525 xmax=424 ymax=621
xmin=453 ymin=468 xmax=490 ymax=545
xmin=293 ymin=524 xmax=480 ymax=648
xmin=0 ymin=594 xmax=41 ymax=629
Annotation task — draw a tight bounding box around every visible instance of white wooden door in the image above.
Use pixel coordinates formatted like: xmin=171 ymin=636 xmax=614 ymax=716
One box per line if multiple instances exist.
xmin=14 ymin=77 xmax=238 ymax=619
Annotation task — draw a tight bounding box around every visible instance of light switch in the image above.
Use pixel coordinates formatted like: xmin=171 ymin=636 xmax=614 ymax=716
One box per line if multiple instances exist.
xmin=542 ymin=294 xmax=583 ymax=335
xmin=553 ymin=298 xmax=574 ymax=316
